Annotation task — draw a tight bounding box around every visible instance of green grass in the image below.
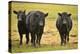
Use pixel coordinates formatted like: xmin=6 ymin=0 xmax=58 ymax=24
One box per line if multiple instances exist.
xmin=11 ymin=40 xmax=77 ymax=53
xmin=9 ymin=2 xmax=78 ymax=53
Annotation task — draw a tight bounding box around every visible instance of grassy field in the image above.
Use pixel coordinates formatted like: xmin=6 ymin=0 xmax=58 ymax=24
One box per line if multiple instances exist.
xmin=9 ymin=2 xmax=78 ymax=53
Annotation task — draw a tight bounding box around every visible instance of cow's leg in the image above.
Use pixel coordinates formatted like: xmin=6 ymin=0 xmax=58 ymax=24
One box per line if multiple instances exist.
xmin=59 ymin=31 xmax=62 ymax=46
xmin=61 ymin=36 xmax=64 ymax=46
xmin=26 ymin=32 xmax=29 ymax=46
xmin=31 ymin=32 xmax=36 ymax=47
xmin=18 ymin=24 xmax=23 ymax=47
xmin=38 ymin=33 xmax=42 ymax=47
xmin=67 ymin=33 xmax=69 ymax=42
xmin=34 ymin=34 xmax=38 ymax=47
xmin=38 ymin=29 xmax=43 ymax=47
xmin=36 ymin=30 xmax=43 ymax=47
xmin=38 ymin=36 xmax=42 ymax=47
xmin=36 ymin=34 xmax=38 ymax=46
xmin=29 ymin=31 xmax=33 ymax=44
xmin=66 ymin=32 xmax=69 ymax=44
xmin=64 ymin=34 xmax=67 ymax=45
xmin=36 ymin=33 xmax=39 ymax=46
xmin=59 ymin=33 xmax=64 ymax=46
xmin=31 ymin=36 xmax=33 ymax=44
xmin=36 ymin=33 xmax=41 ymax=47
xmin=19 ymin=33 xmax=23 ymax=47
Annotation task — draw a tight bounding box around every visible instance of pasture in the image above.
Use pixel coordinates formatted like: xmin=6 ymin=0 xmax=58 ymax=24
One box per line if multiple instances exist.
xmin=9 ymin=2 xmax=78 ymax=53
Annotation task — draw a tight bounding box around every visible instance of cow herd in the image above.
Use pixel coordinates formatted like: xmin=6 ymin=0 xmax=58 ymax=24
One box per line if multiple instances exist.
xmin=13 ymin=10 xmax=72 ymax=48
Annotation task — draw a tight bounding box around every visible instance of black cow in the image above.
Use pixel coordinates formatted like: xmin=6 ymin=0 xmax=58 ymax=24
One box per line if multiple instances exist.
xmin=26 ymin=11 xmax=48 ymax=47
xmin=13 ymin=10 xmax=29 ymax=47
xmin=56 ymin=12 xmax=72 ymax=46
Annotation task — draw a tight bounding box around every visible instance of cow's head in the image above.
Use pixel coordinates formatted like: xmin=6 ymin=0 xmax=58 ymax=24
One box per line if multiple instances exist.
xmin=13 ymin=10 xmax=26 ymax=21
xmin=33 ymin=11 xmax=48 ymax=27
xmin=58 ymin=12 xmax=71 ymax=25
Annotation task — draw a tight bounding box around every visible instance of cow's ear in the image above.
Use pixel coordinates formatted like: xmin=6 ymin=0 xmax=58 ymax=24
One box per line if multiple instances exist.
xmin=45 ymin=13 xmax=48 ymax=17
xmin=68 ymin=13 xmax=71 ymax=16
xmin=58 ymin=13 xmax=61 ymax=16
xmin=13 ymin=11 xmax=18 ymax=14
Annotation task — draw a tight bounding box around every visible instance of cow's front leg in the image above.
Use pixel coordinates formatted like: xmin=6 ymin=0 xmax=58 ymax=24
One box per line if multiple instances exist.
xmin=19 ymin=33 xmax=23 ymax=48
xmin=60 ymin=35 xmax=64 ymax=46
xmin=67 ymin=33 xmax=69 ymax=43
xmin=36 ymin=31 xmax=43 ymax=47
xmin=38 ymin=33 xmax=43 ymax=47
xmin=26 ymin=32 xmax=29 ymax=47
xmin=64 ymin=34 xmax=67 ymax=45
xmin=59 ymin=33 xmax=64 ymax=46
